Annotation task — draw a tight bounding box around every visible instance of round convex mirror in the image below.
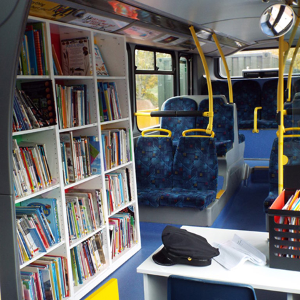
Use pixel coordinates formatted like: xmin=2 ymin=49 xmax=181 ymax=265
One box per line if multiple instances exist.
xmin=260 ymin=4 xmax=295 ymax=37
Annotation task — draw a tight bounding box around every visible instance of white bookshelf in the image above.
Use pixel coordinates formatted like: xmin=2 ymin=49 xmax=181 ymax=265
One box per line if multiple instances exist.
xmin=14 ymin=15 xmax=141 ymax=300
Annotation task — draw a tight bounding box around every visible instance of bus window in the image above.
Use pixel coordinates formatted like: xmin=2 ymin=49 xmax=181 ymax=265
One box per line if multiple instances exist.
xmin=180 ymin=56 xmax=188 ymax=95
xmin=135 ymin=49 xmax=174 ymax=130
xmin=219 ymin=48 xmax=300 ymax=78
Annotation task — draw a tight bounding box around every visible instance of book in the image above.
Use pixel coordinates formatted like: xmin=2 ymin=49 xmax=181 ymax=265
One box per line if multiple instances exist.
xmin=20 ymin=198 xmax=61 ymax=244
xmin=212 ymin=234 xmax=267 ymax=270
xmin=94 ymin=44 xmax=109 ymax=76
xmin=88 ymin=136 xmax=101 ymax=175
xmin=25 ymin=24 xmax=38 ymax=75
xmin=52 ymin=44 xmax=63 ymax=75
xmin=20 ymin=80 xmax=57 ymax=125
xmin=61 ymin=37 xmax=92 ymax=76
xmin=60 ymin=132 xmax=76 ymax=183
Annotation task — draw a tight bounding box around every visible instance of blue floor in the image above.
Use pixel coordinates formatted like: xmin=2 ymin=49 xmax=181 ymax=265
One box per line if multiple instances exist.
xmin=83 ymin=172 xmax=289 ymax=300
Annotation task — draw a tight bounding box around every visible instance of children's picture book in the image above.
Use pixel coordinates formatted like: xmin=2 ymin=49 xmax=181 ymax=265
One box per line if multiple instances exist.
xmin=61 ymin=37 xmax=92 ymax=76
xmin=88 ymin=136 xmax=101 ymax=175
xmin=94 ymin=44 xmax=109 ymax=76
xmin=20 ymin=198 xmax=61 ymax=244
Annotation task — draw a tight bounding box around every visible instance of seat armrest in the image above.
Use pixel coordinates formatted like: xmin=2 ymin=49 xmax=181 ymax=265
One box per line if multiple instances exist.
xmin=252 ymin=106 xmax=262 ymax=133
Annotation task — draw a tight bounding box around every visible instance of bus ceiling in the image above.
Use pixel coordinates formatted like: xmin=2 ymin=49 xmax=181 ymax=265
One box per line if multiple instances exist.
xmin=32 ymin=0 xmax=300 ymax=56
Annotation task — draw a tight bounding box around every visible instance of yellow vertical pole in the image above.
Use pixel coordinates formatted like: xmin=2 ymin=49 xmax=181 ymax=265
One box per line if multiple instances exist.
xmin=212 ymin=33 xmax=233 ymax=103
xmin=283 ymin=17 xmax=300 ymax=65
xmin=278 ymin=36 xmax=285 ymax=194
xmin=189 ymin=26 xmax=214 ymax=134
xmin=287 ymin=37 xmax=300 ymax=102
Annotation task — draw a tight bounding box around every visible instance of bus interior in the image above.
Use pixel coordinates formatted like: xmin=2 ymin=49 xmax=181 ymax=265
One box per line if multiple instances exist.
xmin=2 ymin=0 xmax=300 ymax=299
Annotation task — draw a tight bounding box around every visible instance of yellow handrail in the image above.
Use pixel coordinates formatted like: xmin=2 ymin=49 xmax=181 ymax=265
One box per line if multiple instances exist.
xmin=141 ymin=128 xmax=172 ymax=137
xmin=212 ymin=33 xmax=233 ymax=104
xmin=189 ymin=26 xmax=214 ymax=135
xmin=252 ymin=107 xmax=262 ymax=133
xmin=276 ymin=127 xmax=300 ymax=138
xmin=278 ymin=36 xmax=285 ymax=195
xmin=287 ymin=36 xmax=300 ymax=102
xmin=182 ymin=129 xmax=215 ymax=138
xmin=135 ymin=112 xmax=151 ymax=116
xmin=283 ymin=17 xmax=300 ymax=65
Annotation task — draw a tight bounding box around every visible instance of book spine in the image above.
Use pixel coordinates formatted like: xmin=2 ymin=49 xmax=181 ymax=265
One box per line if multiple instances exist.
xmin=34 ymin=30 xmax=43 ymax=75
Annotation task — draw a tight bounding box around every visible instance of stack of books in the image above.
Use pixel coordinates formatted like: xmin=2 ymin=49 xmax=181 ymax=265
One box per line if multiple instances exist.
xmin=109 ymin=208 xmax=137 ymax=259
xmin=21 ymin=255 xmax=69 ymax=299
xmin=12 ymin=140 xmax=52 ymax=198
xmin=65 ymin=189 xmax=105 ymax=241
xmin=55 ymin=84 xmax=90 ymax=129
xmin=98 ymin=82 xmax=122 ymax=122
xmin=60 ymin=134 xmax=101 ymax=185
xmin=18 ymin=23 xmax=48 ymax=76
xmin=102 ymin=129 xmax=131 ymax=170
xmin=70 ymin=231 xmax=106 ymax=286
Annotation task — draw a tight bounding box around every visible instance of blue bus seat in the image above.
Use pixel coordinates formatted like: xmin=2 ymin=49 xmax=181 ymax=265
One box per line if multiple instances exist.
xmin=159 ymin=136 xmax=218 ymax=210
xmin=257 ymin=79 xmax=281 ymax=129
xmin=264 ymin=137 xmax=300 ymax=212
xmin=284 ymin=93 xmax=300 ymax=128
xmin=168 ymin=275 xmax=257 ymax=300
xmin=196 ymin=97 xmax=234 ymax=157
xmin=161 ymin=97 xmax=198 ymax=149
xmin=135 ymin=135 xmax=173 ymax=207
xmin=233 ymin=80 xmax=261 ymax=129
xmin=203 ymin=80 xmax=229 ymax=101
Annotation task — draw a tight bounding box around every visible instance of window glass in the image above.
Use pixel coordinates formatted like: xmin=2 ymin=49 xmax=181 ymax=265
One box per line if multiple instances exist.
xmin=219 ymin=48 xmax=298 ymax=77
xmin=135 ymin=49 xmax=154 ymax=70
xmin=135 ymin=49 xmax=174 ymax=131
xmin=180 ymin=57 xmax=188 ymax=95
xmin=136 ymin=74 xmax=174 ymax=130
xmin=156 ymin=52 xmax=172 ymax=71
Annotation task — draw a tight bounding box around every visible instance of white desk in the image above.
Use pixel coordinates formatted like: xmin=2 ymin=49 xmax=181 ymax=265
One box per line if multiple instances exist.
xmin=137 ymin=227 xmax=300 ymax=300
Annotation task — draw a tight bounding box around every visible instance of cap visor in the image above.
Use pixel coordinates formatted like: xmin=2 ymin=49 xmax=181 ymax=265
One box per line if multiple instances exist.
xmin=152 ymin=248 xmax=175 ymax=266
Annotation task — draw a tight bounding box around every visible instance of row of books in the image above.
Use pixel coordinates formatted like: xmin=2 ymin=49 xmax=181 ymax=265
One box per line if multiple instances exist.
xmin=98 ymin=82 xmax=122 ymax=122
xmin=65 ymin=189 xmax=105 ymax=242
xmin=13 ymin=88 xmax=51 ymax=132
xmin=16 ymin=199 xmax=60 ymax=264
xmin=21 ymin=255 xmax=69 ymax=300
xmin=105 ymin=168 xmax=133 ymax=215
xmin=109 ymin=208 xmax=137 ymax=259
xmin=55 ymin=84 xmax=90 ymax=129
xmin=13 ymin=140 xmax=52 ymax=199
xmin=19 ymin=23 xmax=49 ymax=76
xmin=102 ymin=129 xmax=131 ymax=171
xmin=70 ymin=231 xmax=106 ymax=286
xmin=60 ymin=133 xmax=101 ymax=185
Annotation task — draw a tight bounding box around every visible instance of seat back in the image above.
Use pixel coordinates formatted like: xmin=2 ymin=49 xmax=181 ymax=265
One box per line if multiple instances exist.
xmin=261 ymin=79 xmax=279 ymax=122
xmin=196 ymin=97 xmax=234 ymax=156
xmin=233 ymin=80 xmax=261 ymax=128
xmin=161 ymin=97 xmax=197 ymax=146
xmin=203 ymin=81 xmax=229 ymax=101
xmin=135 ymin=136 xmax=173 ymax=190
xmin=284 ymin=95 xmax=300 ymax=128
xmin=173 ymin=136 xmax=218 ymax=192
xmin=168 ymin=276 xmax=257 ymax=300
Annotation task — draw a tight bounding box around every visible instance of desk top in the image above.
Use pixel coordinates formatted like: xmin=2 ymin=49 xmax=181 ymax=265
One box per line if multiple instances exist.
xmin=137 ymin=227 xmax=300 ymax=294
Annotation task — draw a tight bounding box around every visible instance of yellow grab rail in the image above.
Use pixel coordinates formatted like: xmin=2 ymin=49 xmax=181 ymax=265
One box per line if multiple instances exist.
xmin=135 ymin=112 xmax=151 ymax=116
xmin=287 ymin=36 xmax=300 ymax=102
xmin=141 ymin=128 xmax=172 ymax=137
xmin=276 ymin=127 xmax=300 ymax=138
xmin=182 ymin=129 xmax=215 ymax=138
xmin=189 ymin=26 xmax=214 ymax=135
xmin=212 ymin=33 xmax=233 ymax=104
xmin=278 ymin=36 xmax=285 ymax=195
xmin=252 ymin=107 xmax=262 ymax=133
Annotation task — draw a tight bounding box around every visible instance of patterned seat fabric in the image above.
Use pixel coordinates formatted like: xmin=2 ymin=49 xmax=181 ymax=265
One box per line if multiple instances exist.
xmin=135 ymin=136 xmax=173 ymax=207
xmin=264 ymin=137 xmax=300 ymax=212
xmin=203 ymin=81 xmax=229 ymax=101
xmin=233 ymin=80 xmax=261 ymax=129
xmin=196 ymin=97 xmax=234 ymax=156
xmin=161 ymin=97 xmax=198 ymax=148
xmin=160 ymin=137 xmax=218 ymax=210
xmin=284 ymin=96 xmax=300 ymax=128
xmin=258 ymin=79 xmax=281 ymax=129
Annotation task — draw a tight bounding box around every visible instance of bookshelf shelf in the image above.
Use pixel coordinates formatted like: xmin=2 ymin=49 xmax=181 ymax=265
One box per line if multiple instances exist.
xmin=13 ymin=125 xmax=56 ymax=136
xmin=69 ymin=225 xmax=106 ymax=249
xmin=14 ymin=183 xmax=61 ymax=204
xmin=13 ymin=15 xmax=140 ymax=300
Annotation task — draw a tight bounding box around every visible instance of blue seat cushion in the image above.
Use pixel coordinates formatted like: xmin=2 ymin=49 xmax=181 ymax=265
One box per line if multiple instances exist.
xmin=159 ymin=188 xmax=216 ymax=210
xmin=137 ymin=188 xmax=172 ymax=208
